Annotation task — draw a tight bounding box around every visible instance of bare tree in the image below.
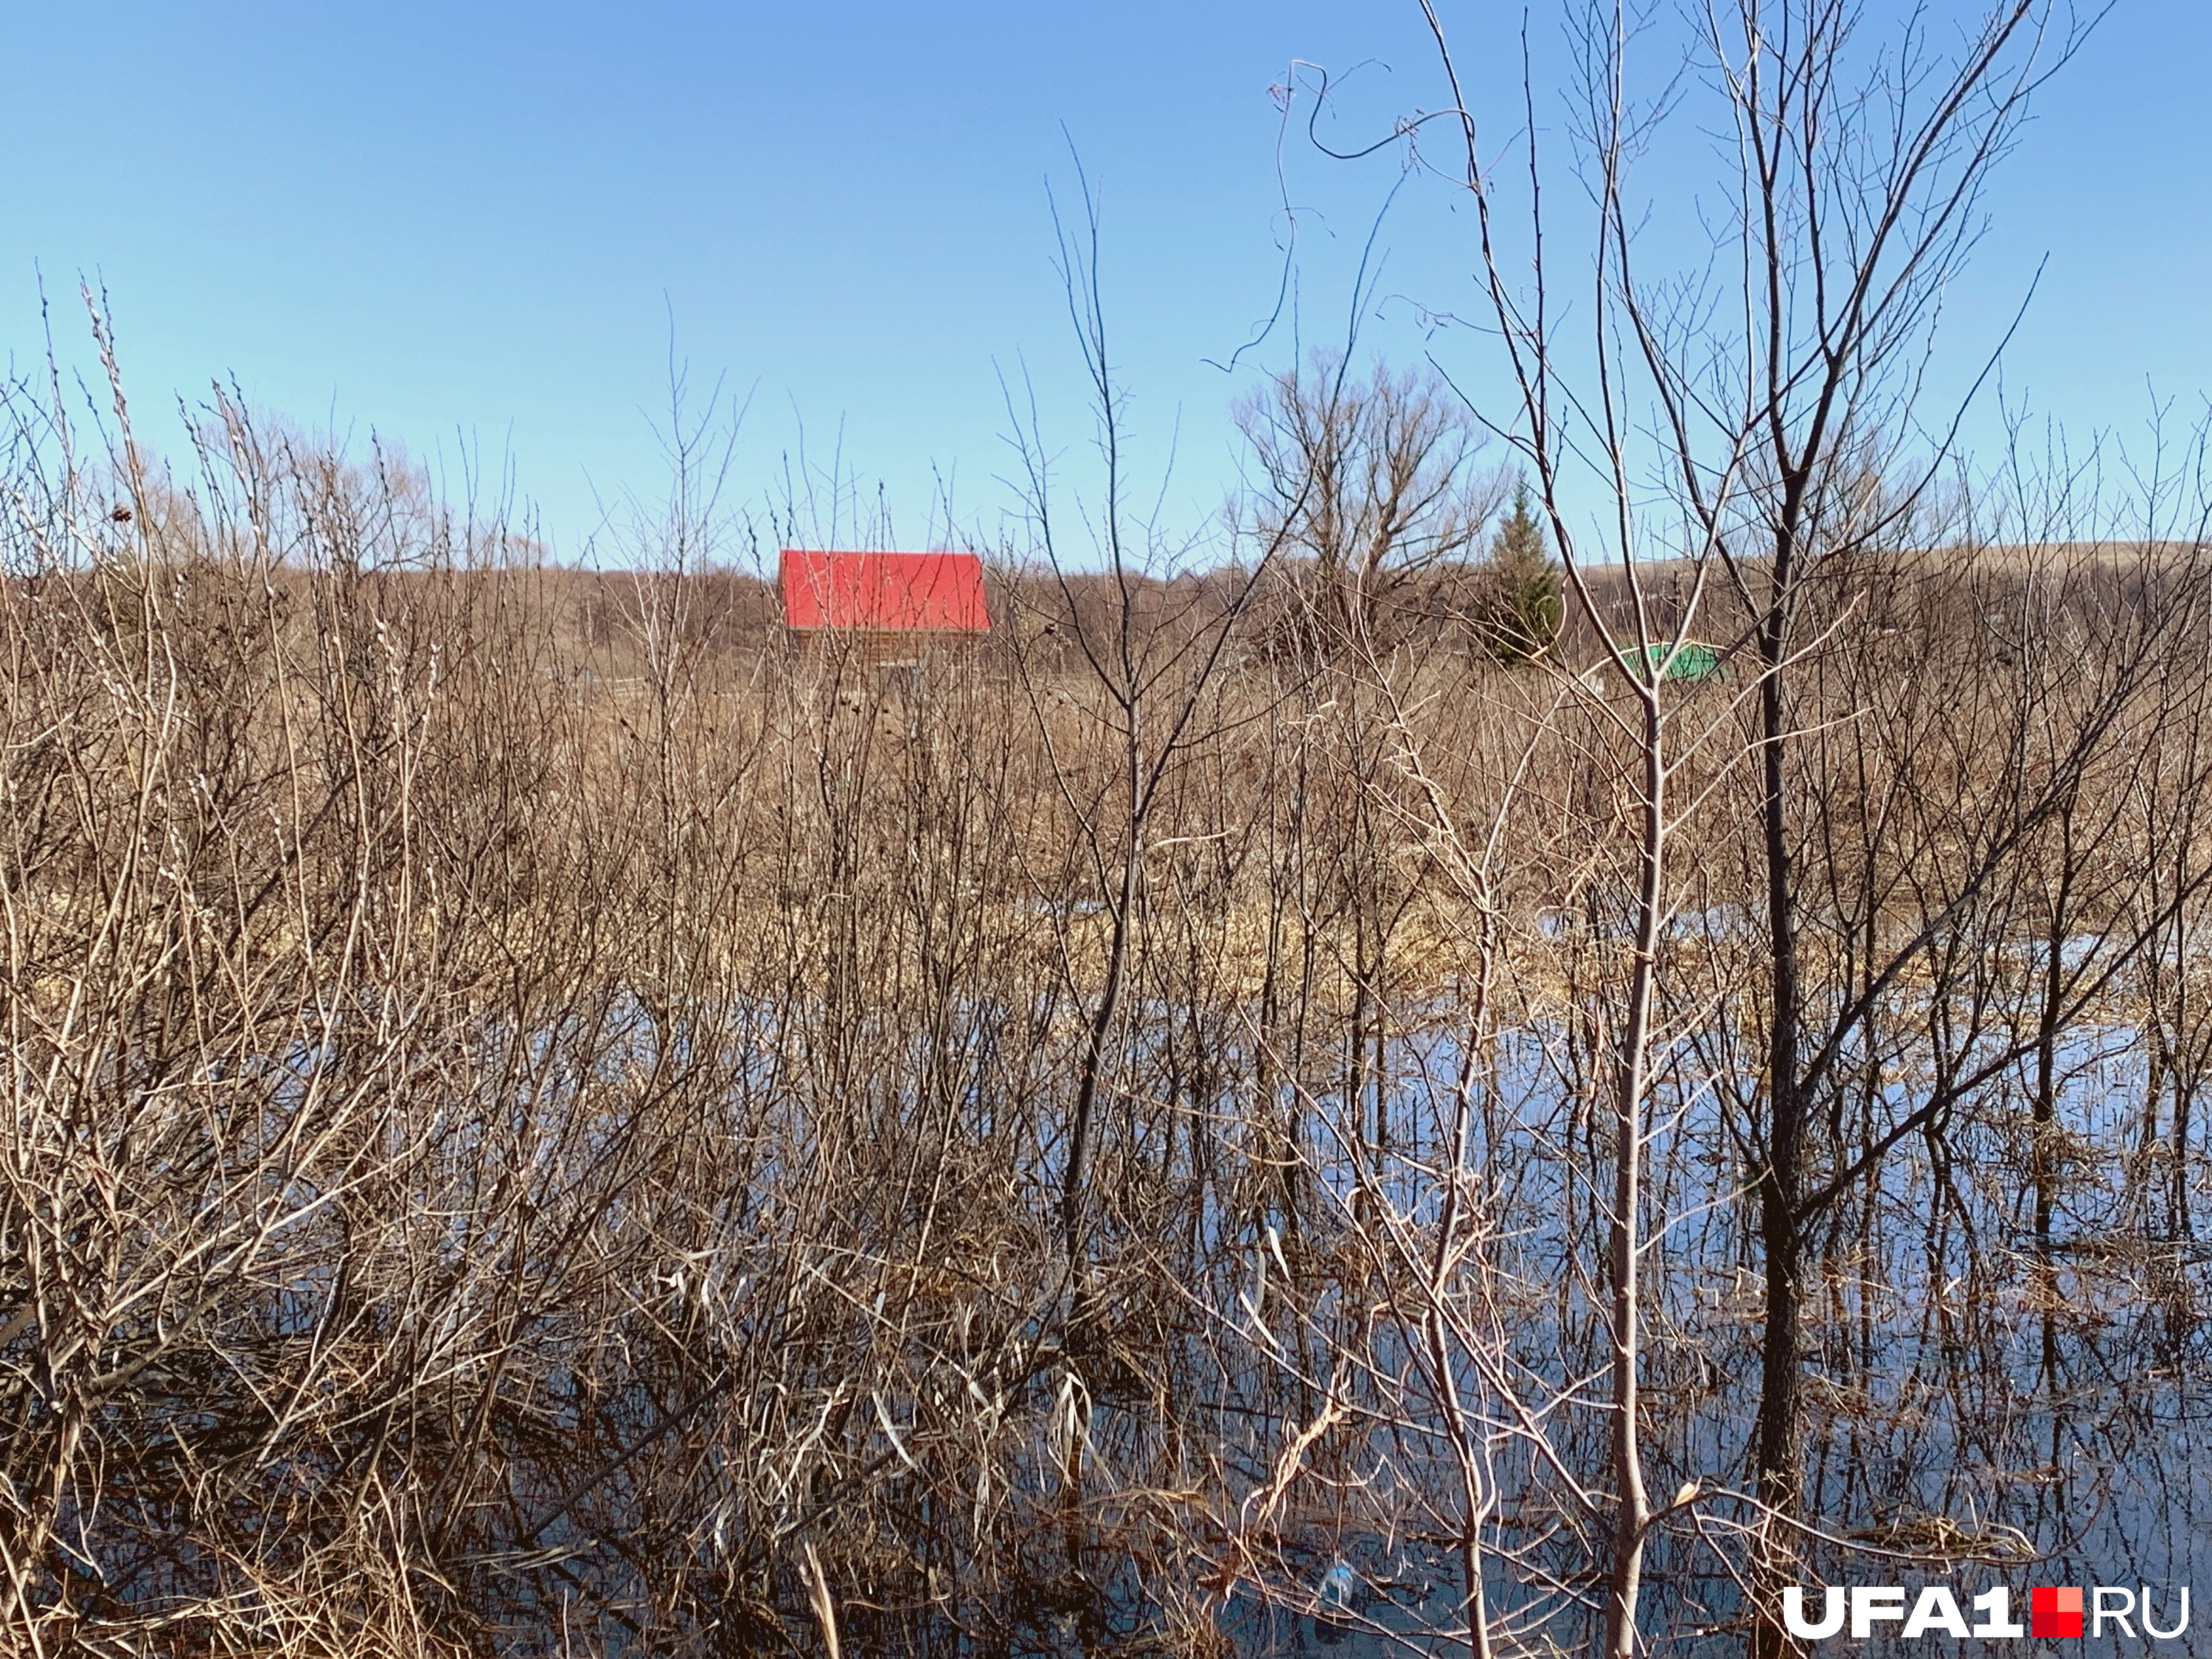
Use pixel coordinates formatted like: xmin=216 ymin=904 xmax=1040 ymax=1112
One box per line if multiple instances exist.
xmin=1377 ymin=1 xmax=2126 ymax=1649
xmin=1236 ymin=350 xmax=1506 ymax=651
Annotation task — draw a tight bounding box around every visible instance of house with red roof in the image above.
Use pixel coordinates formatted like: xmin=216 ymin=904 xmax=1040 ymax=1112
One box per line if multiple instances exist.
xmin=778 ymin=549 xmax=990 ymax=665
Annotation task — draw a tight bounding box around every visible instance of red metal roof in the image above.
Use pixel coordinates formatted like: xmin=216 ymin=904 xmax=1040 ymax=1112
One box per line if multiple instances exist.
xmin=779 ymin=550 xmax=991 ymax=633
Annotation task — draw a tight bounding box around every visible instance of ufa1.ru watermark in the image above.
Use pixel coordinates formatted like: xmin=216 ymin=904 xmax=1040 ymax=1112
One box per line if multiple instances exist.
xmin=1781 ymin=1585 xmax=2189 ymax=1641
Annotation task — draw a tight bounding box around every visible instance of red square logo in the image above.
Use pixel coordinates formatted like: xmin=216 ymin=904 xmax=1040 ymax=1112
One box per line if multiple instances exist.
xmin=2032 ymin=1586 xmax=2084 ymax=1638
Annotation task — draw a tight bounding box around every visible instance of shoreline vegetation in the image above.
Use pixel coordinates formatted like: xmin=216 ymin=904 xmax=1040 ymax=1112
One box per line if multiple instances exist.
xmin=4 ymin=375 xmax=2212 ymax=1655
xmin=7 ymin=1 xmax=2211 ymax=1650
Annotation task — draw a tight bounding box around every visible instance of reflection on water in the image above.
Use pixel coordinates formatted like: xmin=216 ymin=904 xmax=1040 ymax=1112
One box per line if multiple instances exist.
xmin=878 ymin=1019 xmax=2212 ymax=1657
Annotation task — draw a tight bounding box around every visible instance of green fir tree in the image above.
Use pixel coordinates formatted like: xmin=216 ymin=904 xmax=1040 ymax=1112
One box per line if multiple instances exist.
xmin=1483 ymin=480 xmax=1563 ymax=663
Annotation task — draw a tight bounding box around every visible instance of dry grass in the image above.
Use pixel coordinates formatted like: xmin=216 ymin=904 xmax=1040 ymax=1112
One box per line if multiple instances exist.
xmin=2 ymin=387 xmax=2211 ymax=1656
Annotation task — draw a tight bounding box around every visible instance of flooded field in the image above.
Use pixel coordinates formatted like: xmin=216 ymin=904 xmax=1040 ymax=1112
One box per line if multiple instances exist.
xmin=9 ymin=386 xmax=2212 ymax=1658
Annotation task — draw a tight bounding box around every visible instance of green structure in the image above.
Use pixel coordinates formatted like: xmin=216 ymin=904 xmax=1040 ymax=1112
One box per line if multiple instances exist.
xmin=1617 ymin=640 xmax=1726 ymax=684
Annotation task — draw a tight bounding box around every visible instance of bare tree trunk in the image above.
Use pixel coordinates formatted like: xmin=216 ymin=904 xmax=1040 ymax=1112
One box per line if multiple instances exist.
xmin=1751 ymin=613 xmax=1809 ymax=1659
xmin=1062 ymin=785 xmax=1140 ymax=1291
xmin=1604 ymin=689 xmax=1664 ymax=1659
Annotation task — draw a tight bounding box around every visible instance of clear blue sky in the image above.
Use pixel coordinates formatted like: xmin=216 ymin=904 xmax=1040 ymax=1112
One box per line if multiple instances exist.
xmin=3 ymin=1 xmax=2206 ymax=564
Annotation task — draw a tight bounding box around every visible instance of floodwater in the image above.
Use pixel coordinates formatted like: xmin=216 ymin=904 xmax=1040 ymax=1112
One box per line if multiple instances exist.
xmin=949 ymin=1018 xmax=2212 ymax=1656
